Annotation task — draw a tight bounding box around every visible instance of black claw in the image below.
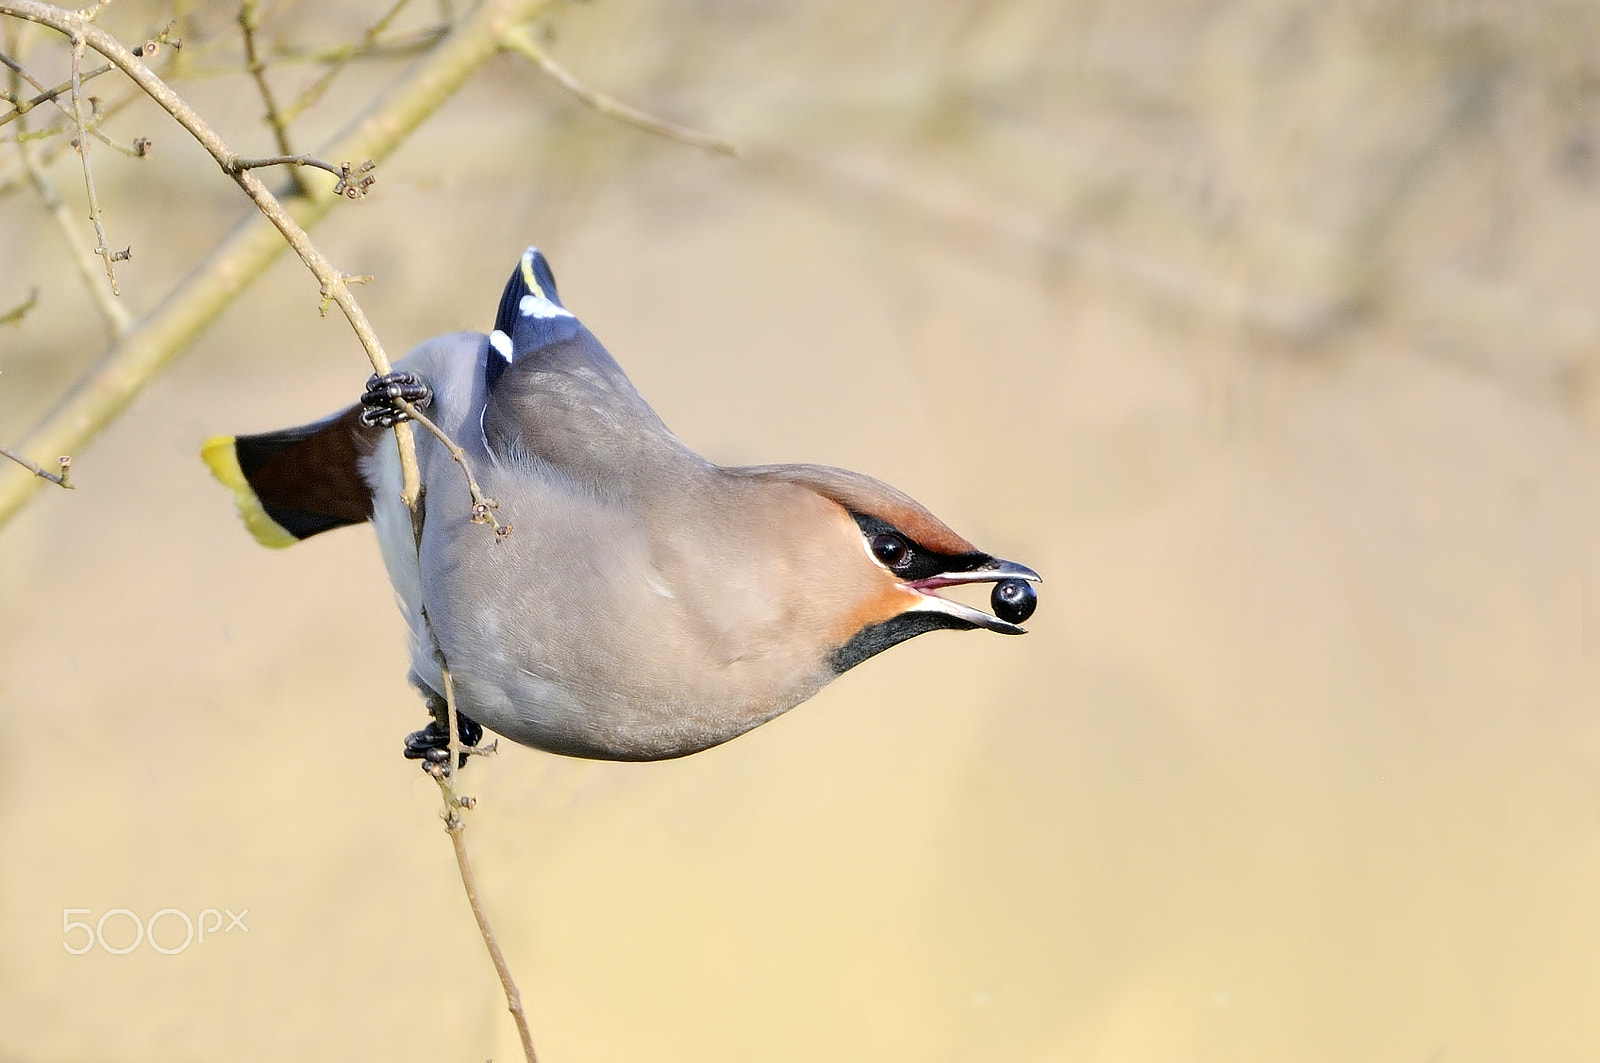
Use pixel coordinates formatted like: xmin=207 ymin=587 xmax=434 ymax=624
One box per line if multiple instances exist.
xmin=403 ymin=711 xmax=485 ymax=769
xmin=403 ymin=721 xmax=446 ymax=757
xmin=360 ymin=371 xmax=433 ymax=428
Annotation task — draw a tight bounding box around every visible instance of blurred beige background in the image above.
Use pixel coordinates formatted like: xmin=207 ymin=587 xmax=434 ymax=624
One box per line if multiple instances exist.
xmin=5 ymin=0 xmax=1600 ymax=1059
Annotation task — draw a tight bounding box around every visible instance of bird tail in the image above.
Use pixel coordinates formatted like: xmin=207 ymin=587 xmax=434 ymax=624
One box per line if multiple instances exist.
xmin=202 ymin=407 xmax=379 ymax=548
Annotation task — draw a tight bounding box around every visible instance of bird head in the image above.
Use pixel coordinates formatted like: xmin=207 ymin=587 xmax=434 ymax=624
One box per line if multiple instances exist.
xmin=733 ymin=463 xmax=1041 ymax=675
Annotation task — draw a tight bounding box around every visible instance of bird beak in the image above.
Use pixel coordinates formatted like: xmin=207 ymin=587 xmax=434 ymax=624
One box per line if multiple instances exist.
xmin=904 ymin=557 xmax=1042 ymax=635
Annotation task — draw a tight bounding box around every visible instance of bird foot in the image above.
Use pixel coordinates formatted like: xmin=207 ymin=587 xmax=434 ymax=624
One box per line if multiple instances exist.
xmin=404 ymin=712 xmax=492 ymax=769
xmin=359 ymin=371 xmax=433 ymax=428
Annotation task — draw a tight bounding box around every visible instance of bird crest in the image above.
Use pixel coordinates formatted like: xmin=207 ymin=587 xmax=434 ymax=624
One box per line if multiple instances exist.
xmin=486 ymin=247 xmax=582 ymax=392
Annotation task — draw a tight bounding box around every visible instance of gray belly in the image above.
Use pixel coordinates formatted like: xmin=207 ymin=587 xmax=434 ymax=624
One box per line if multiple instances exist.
xmin=417 ymin=490 xmax=828 ymax=761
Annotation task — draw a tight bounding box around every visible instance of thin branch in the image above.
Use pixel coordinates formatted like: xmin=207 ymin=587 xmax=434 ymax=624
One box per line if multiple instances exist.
xmin=0 ymin=0 xmax=559 ymax=530
xmin=0 ymin=446 xmax=71 ymax=488
xmin=1 ymin=35 xmax=153 ymax=151
xmin=280 ymin=0 xmax=414 ymax=125
xmin=501 ymin=24 xmax=739 ymax=157
xmin=0 ymin=55 xmax=111 ymax=128
xmin=67 ymin=35 xmax=121 ymax=293
xmin=9 ymin=61 xmax=130 ymax=333
xmin=225 ymin=153 xmax=376 ymax=197
xmin=236 ymin=0 xmax=305 ymax=196
xmin=396 ymin=397 xmax=509 ymax=539
xmin=85 ymin=116 xmax=146 ymax=156
xmin=15 ymin=136 xmax=130 ymax=331
xmin=0 ymin=45 xmax=138 ymax=152
xmin=0 ymin=286 xmax=37 ymax=325
xmin=2 ymin=96 xmax=144 ymax=159
xmin=427 ymin=665 xmax=538 ymax=1063
xmin=0 ymin=71 xmax=137 ymax=194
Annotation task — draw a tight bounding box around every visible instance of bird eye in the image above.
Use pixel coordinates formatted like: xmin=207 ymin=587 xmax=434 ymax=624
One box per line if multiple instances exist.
xmin=870 ymin=533 xmax=911 ymax=570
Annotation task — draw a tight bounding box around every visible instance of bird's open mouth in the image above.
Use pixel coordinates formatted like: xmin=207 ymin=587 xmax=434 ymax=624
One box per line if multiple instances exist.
xmin=905 ymin=557 xmax=1041 ymax=634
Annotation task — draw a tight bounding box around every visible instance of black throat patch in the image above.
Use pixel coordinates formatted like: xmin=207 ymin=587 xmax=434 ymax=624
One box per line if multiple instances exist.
xmin=829 ymin=610 xmax=976 ymax=675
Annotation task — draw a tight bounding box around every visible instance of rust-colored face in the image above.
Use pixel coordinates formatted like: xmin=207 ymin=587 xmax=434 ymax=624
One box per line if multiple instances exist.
xmin=739 ymin=463 xmax=1040 ymax=674
xmin=831 ymin=557 xmax=926 ymax=648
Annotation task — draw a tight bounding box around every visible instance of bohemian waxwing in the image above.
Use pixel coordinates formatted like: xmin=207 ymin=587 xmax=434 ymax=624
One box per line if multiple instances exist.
xmin=204 ymin=248 xmax=1040 ymax=762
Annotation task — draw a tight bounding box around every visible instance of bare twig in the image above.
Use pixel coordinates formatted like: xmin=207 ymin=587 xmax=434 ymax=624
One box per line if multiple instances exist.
xmin=8 ymin=56 xmax=130 ymax=334
xmin=426 ymin=665 xmax=538 ymax=1063
xmin=0 ymin=72 xmax=137 ymax=193
xmin=67 ymin=36 xmax=120 ymax=292
xmin=0 ymin=25 xmax=170 ymax=183
xmin=501 ymin=24 xmax=739 ymax=157
xmin=15 ymin=136 xmax=130 ymax=331
xmin=3 ymin=37 xmax=135 ymax=206
xmin=0 ymin=286 xmax=37 ymax=325
xmin=3 ymin=95 xmax=145 ymax=158
xmin=0 ymin=44 xmax=136 ymax=153
xmin=396 ymin=397 xmax=509 ymax=538
xmin=225 ymin=153 xmax=375 ymax=197
xmin=0 ymin=447 xmax=71 ymax=488
xmin=0 ymin=56 xmax=110 ymax=128
xmin=236 ymin=0 xmax=305 ymax=196
xmin=84 ymin=117 xmax=145 ymax=157
xmin=280 ymin=0 xmax=414 ymax=125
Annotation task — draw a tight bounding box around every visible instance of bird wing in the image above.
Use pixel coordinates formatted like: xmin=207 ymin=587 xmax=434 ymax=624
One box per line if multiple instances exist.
xmin=479 ymin=248 xmax=695 ymax=490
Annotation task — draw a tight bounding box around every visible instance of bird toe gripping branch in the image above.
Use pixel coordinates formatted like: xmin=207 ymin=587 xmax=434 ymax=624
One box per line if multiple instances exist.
xmin=359 ymin=370 xmax=432 ymax=428
xmin=404 ymin=713 xmax=488 ymax=770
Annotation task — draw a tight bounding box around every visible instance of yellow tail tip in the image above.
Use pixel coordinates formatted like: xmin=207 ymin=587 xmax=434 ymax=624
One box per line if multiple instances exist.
xmin=201 ymin=435 xmax=298 ymax=549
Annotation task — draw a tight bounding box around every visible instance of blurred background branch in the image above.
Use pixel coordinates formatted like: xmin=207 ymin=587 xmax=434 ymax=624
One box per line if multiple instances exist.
xmin=502 ymin=22 xmax=738 ymax=157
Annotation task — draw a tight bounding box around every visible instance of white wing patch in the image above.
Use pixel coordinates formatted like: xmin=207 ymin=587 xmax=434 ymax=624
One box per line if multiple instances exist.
xmin=488 ymin=329 xmax=513 ymax=362
xmin=519 ymin=293 xmax=575 ymax=320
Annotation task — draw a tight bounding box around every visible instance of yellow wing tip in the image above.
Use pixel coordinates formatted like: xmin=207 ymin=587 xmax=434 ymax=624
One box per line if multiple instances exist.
xmin=201 ymin=435 xmax=298 ymax=550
